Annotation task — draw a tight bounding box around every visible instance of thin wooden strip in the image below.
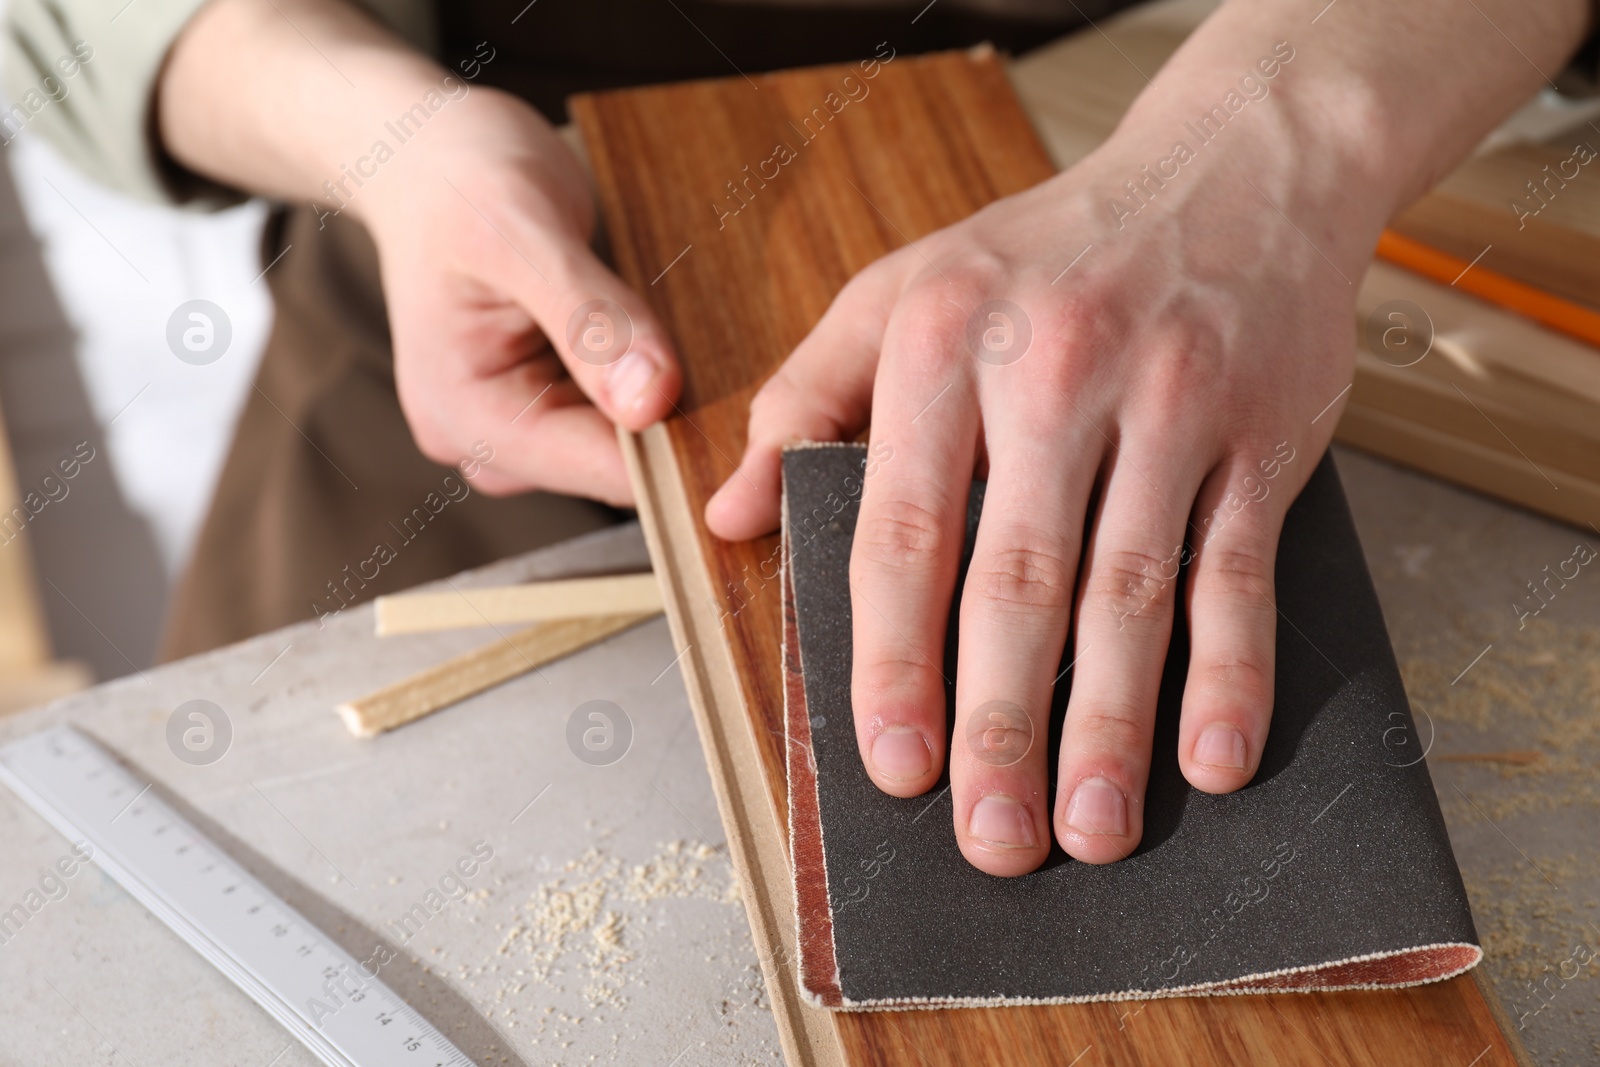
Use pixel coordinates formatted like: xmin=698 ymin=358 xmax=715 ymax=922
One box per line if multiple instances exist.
xmin=336 ymin=613 xmax=655 ymax=738
xmin=374 ymin=573 xmax=662 ymax=635
xmin=616 ymin=423 xmax=845 ymax=1067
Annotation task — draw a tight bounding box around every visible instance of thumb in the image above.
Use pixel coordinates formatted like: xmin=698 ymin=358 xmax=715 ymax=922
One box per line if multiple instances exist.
xmin=530 ymin=242 xmax=683 ymax=432
xmin=705 ymin=265 xmax=898 ymax=541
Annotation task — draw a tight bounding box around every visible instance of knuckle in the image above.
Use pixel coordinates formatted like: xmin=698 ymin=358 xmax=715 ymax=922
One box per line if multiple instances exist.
xmin=1049 ymin=290 xmax=1115 ymax=344
xmin=1196 ymin=653 xmax=1274 ymax=707
xmin=853 ymin=494 xmax=948 ymax=573
xmin=890 ymin=286 xmax=977 ymax=362
xmin=1031 ymin=342 xmax=1094 ymax=397
xmin=855 ymin=650 xmax=942 ymax=695
xmin=937 ymin=260 xmax=1006 ymax=302
xmin=1192 ymin=545 xmax=1274 ymax=601
xmin=1040 ymin=289 xmax=1124 ymax=362
xmin=1139 ymin=332 xmax=1225 ymax=413
xmin=967 ymin=537 xmax=1075 ymax=615
xmin=1068 ymin=707 xmax=1150 ymax=758
xmin=1087 ymin=546 xmax=1180 ymax=628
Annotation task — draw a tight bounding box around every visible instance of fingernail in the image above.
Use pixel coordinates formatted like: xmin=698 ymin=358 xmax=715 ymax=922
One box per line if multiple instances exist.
xmin=870 ymin=726 xmax=932 ymax=782
xmin=1065 ymin=777 xmax=1127 ymax=837
xmin=969 ymin=794 xmax=1036 ymax=849
xmin=1194 ymin=723 xmax=1247 ymax=770
xmin=609 ymin=349 xmax=658 ymax=413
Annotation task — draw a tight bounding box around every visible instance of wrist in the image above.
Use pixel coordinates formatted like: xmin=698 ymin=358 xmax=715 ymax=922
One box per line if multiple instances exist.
xmin=300 ymin=53 xmax=481 ymax=226
xmin=336 ymin=84 xmax=596 ymax=280
xmin=1078 ymin=38 xmax=1400 ymax=273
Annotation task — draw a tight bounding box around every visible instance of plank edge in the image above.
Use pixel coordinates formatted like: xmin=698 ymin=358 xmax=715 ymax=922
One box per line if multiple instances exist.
xmin=617 ymin=424 xmax=845 ymax=1067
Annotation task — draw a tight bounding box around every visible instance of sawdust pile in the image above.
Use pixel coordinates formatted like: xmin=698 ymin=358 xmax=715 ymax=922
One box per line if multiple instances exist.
xmin=418 ymin=831 xmax=781 ymax=1065
xmin=1400 ymin=615 xmax=1600 ymax=822
xmin=625 ymin=839 xmax=743 ymax=907
xmin=1396 ymin=614 xmax=1600 ymax=1063
xmin=469 ymin=839 xmax=738 ymax=1023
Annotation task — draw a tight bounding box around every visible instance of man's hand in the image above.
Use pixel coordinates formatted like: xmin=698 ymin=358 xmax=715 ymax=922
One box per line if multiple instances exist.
xmin=160 ymin=0 xmax=680 ymax=505
xmin=707 ymin=0 xmax=1588 ymax=875
xmin=709 ymin=137 xmax=1356 ymax=875
xmin=157 ymin=0 xmax=1587 ymax=875
xmin=358 ymin=89 xmax=679 ymax=504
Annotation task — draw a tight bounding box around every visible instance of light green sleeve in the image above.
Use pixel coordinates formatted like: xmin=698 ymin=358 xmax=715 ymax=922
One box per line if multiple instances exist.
xmin=2 ymin=0 xmax=436 ymax=208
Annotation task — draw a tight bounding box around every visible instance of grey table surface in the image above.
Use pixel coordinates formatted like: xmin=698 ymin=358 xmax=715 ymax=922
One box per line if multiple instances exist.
xmin=0 ymin=446 xmax=1595 ymax=1066
xmin=0 ymin=523 xmax=782 ymax=1067
xmin=1334 ymin=446 xmax=1598 ymax=1067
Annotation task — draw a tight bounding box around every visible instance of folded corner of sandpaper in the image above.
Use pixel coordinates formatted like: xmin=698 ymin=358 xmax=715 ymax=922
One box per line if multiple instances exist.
xmin=781 ymin=447 xmax=847 ymax=1008
xmin=779 ymin=442 xmax=1481 ymax=1011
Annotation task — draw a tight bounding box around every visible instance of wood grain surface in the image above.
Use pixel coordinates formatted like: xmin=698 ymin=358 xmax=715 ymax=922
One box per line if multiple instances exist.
xmin=573 ymin=47 xmax=1524 ymax=1067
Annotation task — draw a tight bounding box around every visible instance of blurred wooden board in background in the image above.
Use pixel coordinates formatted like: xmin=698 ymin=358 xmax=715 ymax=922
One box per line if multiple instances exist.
xmin=0 ymin=396 xmax=89 ymax=715
xmin=572 ymin=42 xmax=1525 ymax=1067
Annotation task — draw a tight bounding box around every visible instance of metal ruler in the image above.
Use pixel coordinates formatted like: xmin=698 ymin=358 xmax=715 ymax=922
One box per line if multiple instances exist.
xmin=0 ymin=725 xmax=477 ymax=1067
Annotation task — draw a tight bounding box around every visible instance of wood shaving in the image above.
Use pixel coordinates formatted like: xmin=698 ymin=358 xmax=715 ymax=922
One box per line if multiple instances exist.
xmin=1394 ymin=612 xmax=1600 ymax=1065
xmin=451 ymin=837 xmax=745 ymax=1057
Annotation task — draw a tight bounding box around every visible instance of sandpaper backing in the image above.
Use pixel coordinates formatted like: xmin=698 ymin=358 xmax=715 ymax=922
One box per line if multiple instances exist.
xmin=781 ymin=443 xmax=1480 ymax=1009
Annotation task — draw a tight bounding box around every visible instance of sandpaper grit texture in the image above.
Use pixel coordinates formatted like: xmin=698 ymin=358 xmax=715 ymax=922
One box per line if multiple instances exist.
xmin=781 ymin=443 xmax=1480 ymax=1009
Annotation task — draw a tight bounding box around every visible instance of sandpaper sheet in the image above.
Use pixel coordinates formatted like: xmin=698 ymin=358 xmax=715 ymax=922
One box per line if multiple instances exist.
xmin=781 ymin=442 xmax=1480 ymax=1009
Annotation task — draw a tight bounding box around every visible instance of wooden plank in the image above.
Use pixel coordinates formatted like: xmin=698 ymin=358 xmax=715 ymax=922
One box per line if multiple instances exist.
xmin=573 ymin=45 xmax=1521 ymax=1067
xmin=1344 ymin=263 xmax=1600 ymax=525
xmin=373 ymin=573 xmax=662 ymax=634
xmin=1336 ymin=400 xmax=1600 ymax=530
xmin=1350 ymin=349 xmax=1600 ymax=477
xmin=1356 ymin=261 xmax=1600 ymax=412
xmin=1390 ymin=143 xmax=1600 ymax=311
xmin=335 ymin=613 xmax=654 ymax=737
